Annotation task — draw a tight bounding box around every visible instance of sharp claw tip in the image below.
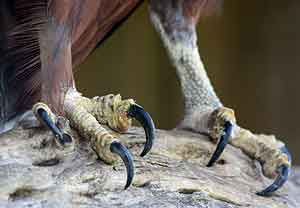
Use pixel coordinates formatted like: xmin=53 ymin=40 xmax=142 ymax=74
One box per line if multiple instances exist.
xmin=256 ymin=164 xmax=290 ymax=196
xmin=256 ymin=191 xmax=271 ymax=197
xmin=110 ymin=141 xmax=134 ymax=190
xmin=124 ymin=182 xmax=131 ymax=190
xmin=206 ymin=161 xmax=213 ymax=167
xmin=140 ymin=150 xmax=147 ymax=158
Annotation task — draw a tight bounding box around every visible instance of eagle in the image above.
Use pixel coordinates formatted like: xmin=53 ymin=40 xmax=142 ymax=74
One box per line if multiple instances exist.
xmin=0 ymin=0 xmax=291 ymax=195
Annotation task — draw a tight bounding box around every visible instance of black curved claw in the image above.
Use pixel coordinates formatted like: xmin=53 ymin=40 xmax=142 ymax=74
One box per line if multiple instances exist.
xmin=207 ymin=121 xmax=233 ymax=167
xmin=127 ymin=104 xmax=155 ymax=157
xmin=37 ymin=108 xmax=72 ymax=145
xmin=257 ymin=146 xmax=292 ymax=196
xmin=110 ymin=141 xmax=134 ymax=189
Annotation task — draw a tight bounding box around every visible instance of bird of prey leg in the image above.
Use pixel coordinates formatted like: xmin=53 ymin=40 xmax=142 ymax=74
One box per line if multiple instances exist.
xmin=149 ymin=0 xmax=291 ymax=195
xmin=0 ymin=0 xmax=291 ymax=195
xmin=0 ymin=0 xmax=155 ymax=189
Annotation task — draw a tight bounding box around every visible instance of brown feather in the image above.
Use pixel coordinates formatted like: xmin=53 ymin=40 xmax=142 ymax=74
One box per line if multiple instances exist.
xmin=1 ymin=0 xmax=47 ymax=120
xmin=71 ymin=0 xmax=141 ymax=67
xmin=1 ymin=0 xmax=142 ymax=120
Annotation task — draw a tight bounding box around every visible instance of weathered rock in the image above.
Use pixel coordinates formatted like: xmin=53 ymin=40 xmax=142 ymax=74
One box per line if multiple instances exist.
xmin=0 ymin=127 xmax=299 ymax=208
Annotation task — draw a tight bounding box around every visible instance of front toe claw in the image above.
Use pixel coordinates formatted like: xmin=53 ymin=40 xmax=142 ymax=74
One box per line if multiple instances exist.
xmin=110 ymin=141 xmax=134 ymax=189
xmin=91 ymin=94 xmax=155 ymax=157
xmin=127 ymin=104 xmax=155 ymax=157
xmin=257 ymin=164 xmax=290 ymax=196
xmin=207 ymin=121 xmax=233 ymax=167
xmin=257 ymin=146 xmax=291 ymax=196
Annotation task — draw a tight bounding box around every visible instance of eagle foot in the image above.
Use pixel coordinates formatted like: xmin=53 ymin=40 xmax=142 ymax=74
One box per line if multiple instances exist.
xmin=179 ymin=106 xmax=291 ymax=195
xmin=33 ymin=91 xmax=155 ymax=189
xmin=203 ymin=106 xmax=292 ymax=195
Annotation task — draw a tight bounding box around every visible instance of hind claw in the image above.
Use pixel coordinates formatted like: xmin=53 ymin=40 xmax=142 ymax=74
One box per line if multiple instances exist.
xmin=33 ymin=103 xmax=73 ymax=147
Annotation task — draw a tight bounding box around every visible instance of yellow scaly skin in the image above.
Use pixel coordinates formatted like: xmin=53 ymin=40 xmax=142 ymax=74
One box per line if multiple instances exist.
xmin=33 ymin=91 xmax=135 ymax=164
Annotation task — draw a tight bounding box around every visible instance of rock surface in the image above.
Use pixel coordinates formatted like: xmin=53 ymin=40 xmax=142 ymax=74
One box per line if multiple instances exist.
xmin=0 ymin=127 xmax=299 ymax=208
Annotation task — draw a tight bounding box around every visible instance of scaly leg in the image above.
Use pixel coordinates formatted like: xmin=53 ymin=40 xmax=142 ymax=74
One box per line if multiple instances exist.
xmin=149 ymin=0 xmax=291 ymax=195
xmin=34 ymin=10 xmax=155 ymax=189
xmin=33 ymin=90 xmax=155 ymax=189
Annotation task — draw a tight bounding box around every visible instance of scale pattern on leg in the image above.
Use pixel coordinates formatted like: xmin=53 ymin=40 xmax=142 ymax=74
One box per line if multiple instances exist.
xmin=62 ymin=90 xmax=155 ymax=189
xmin=63 ymin=92 xmax=130 ymax=163
xmin=64 ymin=91 xmax=155 ymax=157
xmin=149 ymin=7 xmax=233 ymax=166
xmin=65 ymin=101 xmax=119 ymax=164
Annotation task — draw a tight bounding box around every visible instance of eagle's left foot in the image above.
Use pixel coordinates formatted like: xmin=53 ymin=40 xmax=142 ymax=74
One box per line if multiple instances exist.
xmin=179 ymin=106 xmax=291 ymax=195
xmin=209 ymin=108 xmax=292 ymax=196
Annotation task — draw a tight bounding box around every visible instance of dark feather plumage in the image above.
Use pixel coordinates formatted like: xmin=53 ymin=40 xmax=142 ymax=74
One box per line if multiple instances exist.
xmin=0 ymin=0 xmax=46 ymax=123
xmin=0 ymin=0 xmax=141 ymax=123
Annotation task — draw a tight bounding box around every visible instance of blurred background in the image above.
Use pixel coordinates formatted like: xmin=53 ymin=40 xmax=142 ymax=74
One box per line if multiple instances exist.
xmin=76 ymin=1 xmax=300 ymax=165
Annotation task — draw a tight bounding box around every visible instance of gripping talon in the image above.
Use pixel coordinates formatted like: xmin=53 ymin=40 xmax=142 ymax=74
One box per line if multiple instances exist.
xmin=127 ymin=104 xmax=155 ymax=157
xmin=207 ymin=121 xmax=233 ymax=167
xmin=257 ymin=146 xmax=291 ymax=196
xmin=110 ymin=141 xmax=134 ymax=189
xmin=36 ymin=108 xmax=69 ymax=146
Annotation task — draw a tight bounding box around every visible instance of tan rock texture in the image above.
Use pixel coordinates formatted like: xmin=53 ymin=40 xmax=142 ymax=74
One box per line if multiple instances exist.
xmin=0 ymin=127 xmax=299 ymax=208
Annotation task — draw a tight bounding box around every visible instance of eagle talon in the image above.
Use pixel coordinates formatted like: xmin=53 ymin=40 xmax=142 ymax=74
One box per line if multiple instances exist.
xmin=127 ymin=104 xmax=155 ymax=157
xmin=256 ymin=146 xmax=291 ymax=196
xmin=207 ymin=121 xmax=233 ymax=167
xmin=110 ymin=141 xmax=134 ymax=189
xmin=91 ymin=94 xmax=155 ymax=157
xmin=33 ymin=103 xmax=73 ymax=147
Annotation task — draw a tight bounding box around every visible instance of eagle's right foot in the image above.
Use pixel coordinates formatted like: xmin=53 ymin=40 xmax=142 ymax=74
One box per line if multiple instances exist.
xmin=32 ymin=90 xmax=155 ymax=189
